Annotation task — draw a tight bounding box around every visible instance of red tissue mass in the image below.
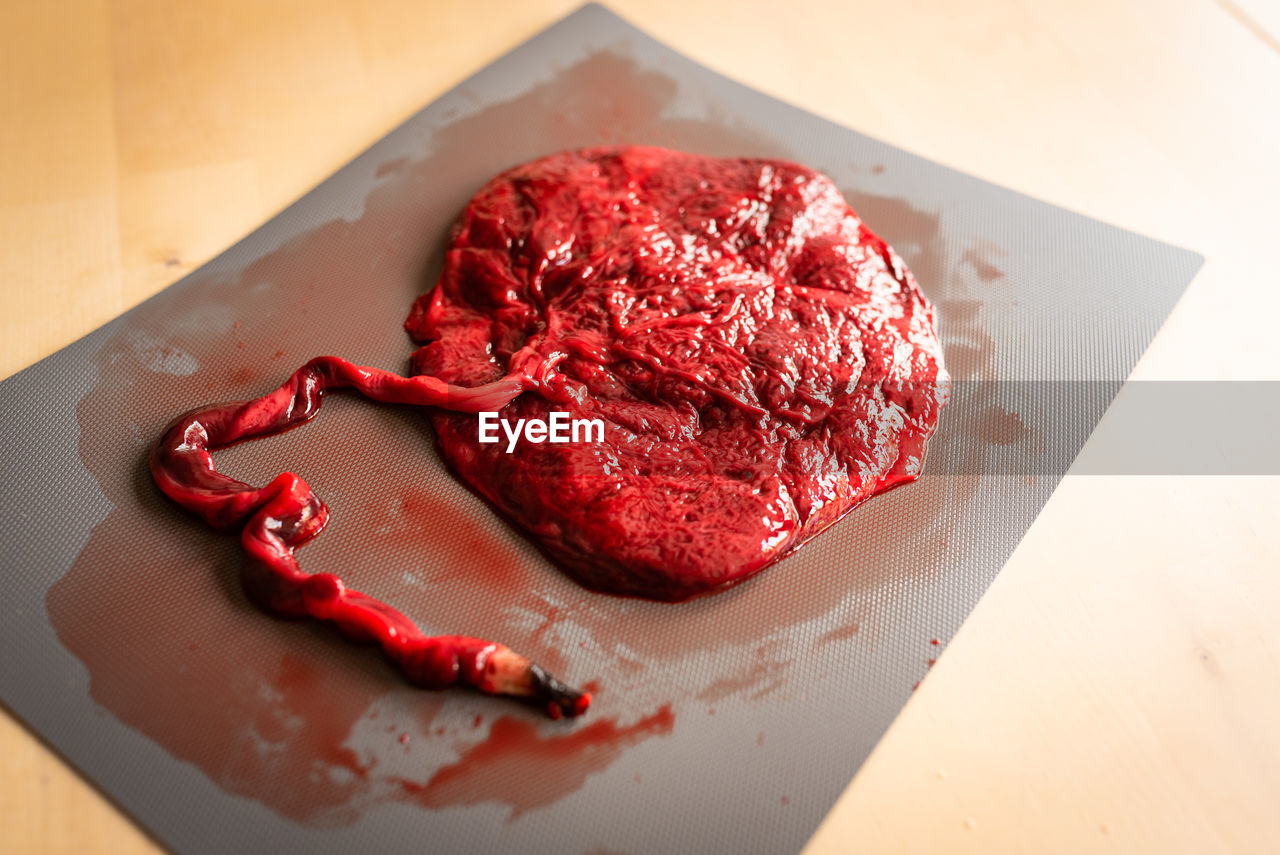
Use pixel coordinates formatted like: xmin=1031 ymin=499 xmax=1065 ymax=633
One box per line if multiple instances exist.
xmin=151 ymin=146 xmax=948 ymax=716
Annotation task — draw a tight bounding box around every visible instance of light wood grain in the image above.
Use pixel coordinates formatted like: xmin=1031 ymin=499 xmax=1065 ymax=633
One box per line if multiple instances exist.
xmin=2 ymin=1 xmax=1277 ymax=852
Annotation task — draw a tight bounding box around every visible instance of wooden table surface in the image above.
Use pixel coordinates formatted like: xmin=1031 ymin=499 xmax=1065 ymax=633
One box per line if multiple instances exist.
xmin=2 ymin=1 xmax=1278 ymax=852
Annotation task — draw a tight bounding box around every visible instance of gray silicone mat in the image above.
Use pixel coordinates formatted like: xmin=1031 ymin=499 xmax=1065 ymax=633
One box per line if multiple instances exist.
xmin=0 ymin=5 xmax=1202 ymax=854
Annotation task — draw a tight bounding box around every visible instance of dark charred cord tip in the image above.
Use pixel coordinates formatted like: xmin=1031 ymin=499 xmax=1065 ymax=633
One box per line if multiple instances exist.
xmin=528 ymin=663 xmax=592 ymax=719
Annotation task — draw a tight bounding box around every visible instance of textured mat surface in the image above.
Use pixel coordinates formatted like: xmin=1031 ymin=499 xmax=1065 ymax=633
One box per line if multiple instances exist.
xmin=0 ymin=5 xmax=1201 ymax=854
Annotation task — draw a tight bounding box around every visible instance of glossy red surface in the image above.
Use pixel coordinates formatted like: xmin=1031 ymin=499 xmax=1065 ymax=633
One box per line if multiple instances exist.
xmin=414 ymin=146 xmax=948 ymax=600
xmin=146 ymin=145 xmax=947 ymax=720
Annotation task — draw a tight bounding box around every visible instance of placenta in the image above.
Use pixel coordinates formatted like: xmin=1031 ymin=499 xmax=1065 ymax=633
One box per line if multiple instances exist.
xmin=151 ymin=146 xmax=948 ymax=717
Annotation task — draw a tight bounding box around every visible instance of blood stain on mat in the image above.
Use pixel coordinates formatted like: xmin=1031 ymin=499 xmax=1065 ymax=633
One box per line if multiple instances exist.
xmin=818 ymin=621 xmax=861 ymax=646
xmin=697 ymin=655 xmax=788 ymax=704
xmin=392 ymin=705 xmax=674 ymax=819
xmin=974 ymin=407 xmax=1032 ymax=447
xmin=228 ymin=365 xmax=257 ymax=387
xmin=370 ymin=487 xmax=528 ymax=594
xmin=962 ymin=245 xmax=1007 ymax=283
